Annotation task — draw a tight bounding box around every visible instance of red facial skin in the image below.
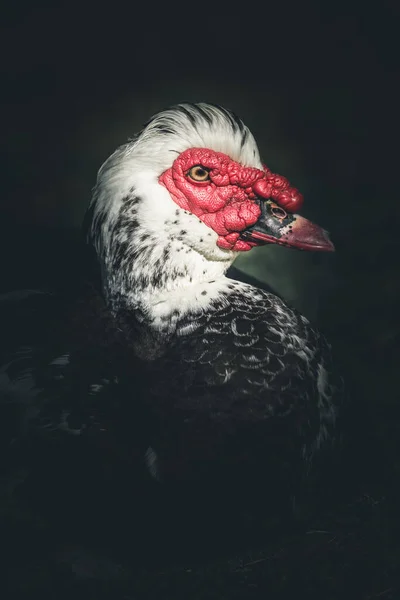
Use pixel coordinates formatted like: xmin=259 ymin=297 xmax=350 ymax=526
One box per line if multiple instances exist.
xmin=159 ymin=148 xmax=303 ymax=251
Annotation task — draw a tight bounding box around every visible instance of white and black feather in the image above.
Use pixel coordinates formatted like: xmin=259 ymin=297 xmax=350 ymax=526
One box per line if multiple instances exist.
xmin=1 ymin=103 xmax=344 ymax=500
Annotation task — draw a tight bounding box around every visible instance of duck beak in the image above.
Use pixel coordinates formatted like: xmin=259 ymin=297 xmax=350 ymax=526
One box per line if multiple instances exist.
xmin=240 ymin=200 xmax=335 ymax=252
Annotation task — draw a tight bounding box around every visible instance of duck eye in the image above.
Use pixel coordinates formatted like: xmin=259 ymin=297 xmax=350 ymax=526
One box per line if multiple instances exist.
xmin=187 ymin=165 xmax=210 ymax=182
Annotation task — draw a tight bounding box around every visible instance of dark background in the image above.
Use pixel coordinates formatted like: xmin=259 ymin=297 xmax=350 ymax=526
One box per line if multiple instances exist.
xmin=1 ymin=3 xmax=398 ymax=317
xmin=1 ymin=2 xmax=399 ymax=598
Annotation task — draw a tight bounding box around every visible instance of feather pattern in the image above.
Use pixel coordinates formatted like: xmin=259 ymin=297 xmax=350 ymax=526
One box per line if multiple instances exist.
xmin=0 ymin=103 xmax=344 ymax=505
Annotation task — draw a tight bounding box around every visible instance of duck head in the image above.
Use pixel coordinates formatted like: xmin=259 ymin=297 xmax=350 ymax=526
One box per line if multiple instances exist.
xmin=86 ymin=103 xmax=333 ymax=315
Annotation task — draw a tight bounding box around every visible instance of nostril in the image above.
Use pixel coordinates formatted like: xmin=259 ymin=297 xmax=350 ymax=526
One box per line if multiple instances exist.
xmin=271 ymin=206 xmax=287 ymax=220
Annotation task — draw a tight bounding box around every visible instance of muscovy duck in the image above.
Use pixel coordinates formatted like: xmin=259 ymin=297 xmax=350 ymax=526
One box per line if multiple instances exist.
xmin=1 ymin=103 xmax=343 ymax=520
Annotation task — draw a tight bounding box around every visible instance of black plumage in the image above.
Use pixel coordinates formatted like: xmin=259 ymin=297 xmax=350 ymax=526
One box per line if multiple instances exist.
xmin=0 ymin=104 xmax=345 ymax=557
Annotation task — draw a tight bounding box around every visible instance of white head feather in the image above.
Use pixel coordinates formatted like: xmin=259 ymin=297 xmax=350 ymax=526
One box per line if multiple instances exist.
xmin=86 ymin=103 xmax=263 ymax=323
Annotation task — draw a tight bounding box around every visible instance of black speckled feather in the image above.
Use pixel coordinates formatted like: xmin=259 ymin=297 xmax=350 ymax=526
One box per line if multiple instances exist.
xmin=1 ymin=103 xmax=345 ymax=536
xmin=110 ymin=284 xmax=343 ymax=487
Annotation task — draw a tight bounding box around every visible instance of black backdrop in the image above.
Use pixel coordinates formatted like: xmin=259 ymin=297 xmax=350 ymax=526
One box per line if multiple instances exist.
xmin=1 ymin=2 xmax=399 ymax=597
xmin=1 ymin=1 xmax=398 ymax=369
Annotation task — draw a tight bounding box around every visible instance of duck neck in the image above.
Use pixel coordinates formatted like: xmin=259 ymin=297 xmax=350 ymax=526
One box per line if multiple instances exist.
xmin=102 ymin=236 xmax=236 ymax=328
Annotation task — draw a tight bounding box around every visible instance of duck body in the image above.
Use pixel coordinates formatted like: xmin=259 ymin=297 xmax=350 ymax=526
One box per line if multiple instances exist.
xmin=112 ymin=276 xmax=339 ymax=489
xmin=1 ymin=103 xmax=343 ymax=527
